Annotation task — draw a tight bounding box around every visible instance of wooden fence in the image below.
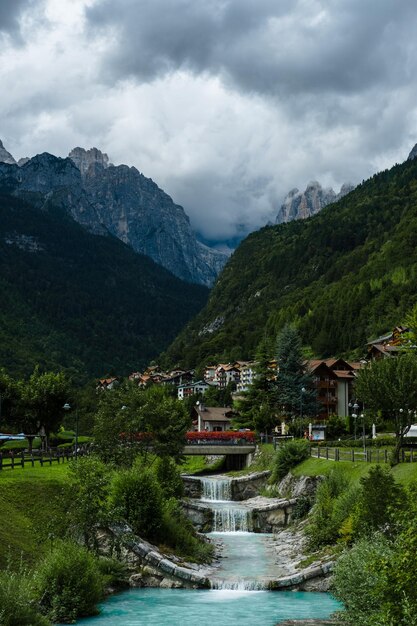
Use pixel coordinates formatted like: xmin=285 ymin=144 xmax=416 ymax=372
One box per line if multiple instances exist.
xmin=0 ymin=445 xmax=90 ymax=470
xmin=310 ymin=446 xmax=416 ymax=463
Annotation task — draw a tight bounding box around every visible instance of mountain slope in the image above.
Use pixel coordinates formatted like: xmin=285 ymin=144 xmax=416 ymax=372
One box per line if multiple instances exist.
xmin=0 ymin=142 xmax=228 ymax=286
xmin=164 ymin=157 xmax=417 ymax=367
xmin=69 ymin=147 xmax=227 ymax=285
xmin=0 ymin=189 xmax=208 ymax=378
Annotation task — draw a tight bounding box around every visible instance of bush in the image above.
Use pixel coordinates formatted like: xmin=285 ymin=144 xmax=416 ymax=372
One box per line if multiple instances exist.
xmin=155 ymin=456 xmax=184 ymax=499
xmin=0 ymin=567 xmax=50 ymax=626
xmin=306 ymin=467 xmax=353 ymax=547
xmin=97 ymin=556 xmax=129 ymax=589
xmin=352 ymin=465 xmax=404 ymax=538
xmin=333 ymin=534 xmax=393 ymax=626
xmin=160 ymin=498 xmax=214 ymax=563
xmin=35 ymin=541 xmax=104 ymax=623
xmin=110 ymin=463 xmax=163 ymax=540
xmin=291 ymin=495 xmax=313 ymax=520
xmin=271 ymin=439 xmax=310 ymax=482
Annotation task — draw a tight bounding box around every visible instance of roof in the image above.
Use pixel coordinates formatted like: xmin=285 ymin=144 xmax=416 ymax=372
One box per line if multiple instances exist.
xmin=194 ymin=406 xmax=233 ymax=422
xmin=333 ymin=370 xmax=355 ymax=379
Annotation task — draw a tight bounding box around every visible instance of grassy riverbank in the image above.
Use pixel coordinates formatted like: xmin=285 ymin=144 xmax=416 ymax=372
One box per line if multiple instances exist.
xmin=292 ymin=457 xmax=417 ymax=486
xmin=0 ymin=463 xmax=69 ymax=568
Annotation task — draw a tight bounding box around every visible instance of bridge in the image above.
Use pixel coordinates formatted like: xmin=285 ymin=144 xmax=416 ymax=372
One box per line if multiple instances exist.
xmin=183 ymin=436 xmax=257 ymax=470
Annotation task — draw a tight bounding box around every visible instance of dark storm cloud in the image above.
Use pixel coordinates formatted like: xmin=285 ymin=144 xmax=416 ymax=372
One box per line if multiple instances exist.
xmin=0 ymin=0 xmax=33 ymax=38
xmin=86 ymin=0 xmax=417 ymax=97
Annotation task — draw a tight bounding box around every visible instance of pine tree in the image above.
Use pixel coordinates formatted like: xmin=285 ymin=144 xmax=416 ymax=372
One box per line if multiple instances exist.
xmin=274 ymin=325 xmax=318 ymax=422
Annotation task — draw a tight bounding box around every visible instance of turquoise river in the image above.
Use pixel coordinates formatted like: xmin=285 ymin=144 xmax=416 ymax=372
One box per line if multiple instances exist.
xmin=74 ymin=476 xmax=341 ymax=625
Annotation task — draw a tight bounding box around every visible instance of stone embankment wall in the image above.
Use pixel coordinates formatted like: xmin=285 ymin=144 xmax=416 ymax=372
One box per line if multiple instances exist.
xmin=97 ymin=523 xmax=210 ymax=589
xmin=268 ymin=560 xmax=334 ymax=592
xmin=251 ymin=498 xmax=297 ymax=532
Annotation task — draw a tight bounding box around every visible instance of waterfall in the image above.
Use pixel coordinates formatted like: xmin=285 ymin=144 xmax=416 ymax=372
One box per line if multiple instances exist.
xmin=201 ymin=477 xmax=232 ymax=501
xmin=213 ymin=507 xmax=252 ymax=532
xmin=210 ymin=579 xmax=267 ymax=591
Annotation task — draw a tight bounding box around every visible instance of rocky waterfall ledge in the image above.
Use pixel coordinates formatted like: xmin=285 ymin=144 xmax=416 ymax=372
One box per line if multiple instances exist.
xmin=182 ymin=470 xmax=271 ymax=500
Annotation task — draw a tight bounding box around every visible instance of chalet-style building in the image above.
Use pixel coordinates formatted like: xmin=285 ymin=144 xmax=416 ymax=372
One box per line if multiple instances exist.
xmin=366 ymin=326 xmax=409 ymax=360
xmin=307 ymin=358 xmax=361 ymax=420
xmin=177 ymin=380 xmax=213 ymax=400
xmin=192 ymin=403 xmax=234 ymax=432
xmin=162 ymin=370 xmax=194 ymax=386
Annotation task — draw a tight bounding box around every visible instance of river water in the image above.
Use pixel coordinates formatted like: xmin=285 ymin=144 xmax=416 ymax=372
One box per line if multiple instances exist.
xmin=77 ymin=475 xmax=341 ymax=625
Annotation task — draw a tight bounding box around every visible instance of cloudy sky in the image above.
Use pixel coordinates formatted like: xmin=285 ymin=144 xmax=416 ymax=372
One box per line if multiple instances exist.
xmin=1 ymin=0 xmax=417 ymax=246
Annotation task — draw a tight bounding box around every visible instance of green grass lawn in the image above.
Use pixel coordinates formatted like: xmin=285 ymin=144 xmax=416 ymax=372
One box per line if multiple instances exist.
xmin=0 ymin=463 xmax=69 ymax=568
xmin=292 ymin=457 xmax=417 ymax=486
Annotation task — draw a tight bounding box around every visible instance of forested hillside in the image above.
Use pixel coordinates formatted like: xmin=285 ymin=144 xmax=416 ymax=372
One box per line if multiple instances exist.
xmin=165 ymin=157 xmax=417 ymax=368
xmin=0 ymin=190 xmax=208 ymax=379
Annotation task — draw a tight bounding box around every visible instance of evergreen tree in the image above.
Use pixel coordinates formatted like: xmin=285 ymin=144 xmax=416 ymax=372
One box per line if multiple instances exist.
xmin=274 ymin=325 xmax=318 ymax=423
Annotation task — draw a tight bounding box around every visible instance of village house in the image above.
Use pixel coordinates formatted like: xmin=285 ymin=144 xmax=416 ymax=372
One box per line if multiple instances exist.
xmin=366 ymin=326 xmax=409 ymax=360
xmin=177 ymin=380 xmax=213 ymax=400
xmin=192 ymin=402 xmax=234 ymax=432
xmin=96 ymin=377 xmax=119 ymax=391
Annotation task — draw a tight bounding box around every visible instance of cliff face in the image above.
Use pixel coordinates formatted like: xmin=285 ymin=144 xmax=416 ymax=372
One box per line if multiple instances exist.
xmin=72 ymin=148 xmax=227 ymax=285
xmin=0 ymin=141 xmax=227 ymax=285
xmin=275 ymin=181 xmax=354 ymax=224
xmin=0 ymin=153 xmax=106 ymax=234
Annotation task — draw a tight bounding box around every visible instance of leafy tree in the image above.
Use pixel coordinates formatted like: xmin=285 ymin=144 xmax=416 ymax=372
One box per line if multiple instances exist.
xmin=355 ymin=354 xmax=417 ymax=462
xmin=0 ymin=368 xmax=18 ymax=428
xmin=64 ymin=457 xmax=112 ymax=551
xmin=17 ymin=367 xmax=70 ymax=444
xmin=94 ymin=383 xmax=191 ymax=465
xmin=274 ymin=325 xmax=318 ymax=422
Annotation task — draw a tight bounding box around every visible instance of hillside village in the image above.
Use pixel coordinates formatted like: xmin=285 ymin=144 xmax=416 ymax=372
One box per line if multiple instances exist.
xmin=96 ymin=326 xmax=410 ymax=436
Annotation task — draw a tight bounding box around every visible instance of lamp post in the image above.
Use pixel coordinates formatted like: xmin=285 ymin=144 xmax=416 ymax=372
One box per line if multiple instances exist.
xmin=351 ymin=402 xmax=359 ymax=440
xmin=361 ymin=413 xmax=366 ymax=452
xmin=299 ymin=387 xmax=306 ymax=438
xmin=63 ymin=403 xmax=79 ymax=460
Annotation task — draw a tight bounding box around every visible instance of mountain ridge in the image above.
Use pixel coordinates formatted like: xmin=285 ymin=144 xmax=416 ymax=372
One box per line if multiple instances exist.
xmin=163 ymin=154 xmax=417 ymax=368
xmin=0 ymin=142 xmax=227 ymax=285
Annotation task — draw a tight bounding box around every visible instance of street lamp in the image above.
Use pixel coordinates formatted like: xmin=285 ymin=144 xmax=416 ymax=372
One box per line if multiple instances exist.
xmin=300 ymin=387 xmax=306 ymax=438
xmin=63 ymin=403 xmax=79 ymax=460
xmin=350 ymin=401 xmax=359 ymax=440
xmin=361 ymin=413 xmax=366 ymax=452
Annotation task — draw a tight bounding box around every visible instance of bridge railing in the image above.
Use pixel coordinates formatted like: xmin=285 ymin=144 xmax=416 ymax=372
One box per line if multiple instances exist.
xmin=185 ymin=431 xmax=256 ymax=445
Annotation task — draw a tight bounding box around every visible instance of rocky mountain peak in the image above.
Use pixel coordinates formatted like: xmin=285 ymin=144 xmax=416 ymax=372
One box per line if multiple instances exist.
xmin=275 ymin=180 xmax=354 ymax=225
xmin=408 ymin=143 xmax=417 ymax=161
xmin=0 ymin=140 xmax=17 ymax=165
xmin=69 ymin=147 xmax=109 ymax=178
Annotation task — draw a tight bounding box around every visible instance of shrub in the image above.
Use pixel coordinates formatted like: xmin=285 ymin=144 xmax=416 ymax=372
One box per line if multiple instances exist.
xmin=110 ymin=464 xmax=163 ymax=540
xmin=306 ymin=467 xmax=352 ymax=547
xmin=97 ymin=556 xmax=129 ymax=589
xmin=291 ymin=495 xmax=313 ymax=520
xmin=155 ymin=456 xmax=184 ymax=499
xmin=0 ymin=567 xmax=50 ymax=626
xmin=160 ymin=498 xmax=214 ymax=563
xmin=35 ymin=541 xmax=104 ymax=623
xmin=271 ymin=439 xmax=310 ymax=482
xmin=332 ymin=534 xmax=393 ymax=626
